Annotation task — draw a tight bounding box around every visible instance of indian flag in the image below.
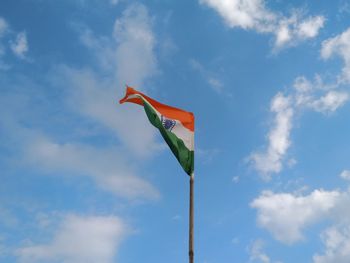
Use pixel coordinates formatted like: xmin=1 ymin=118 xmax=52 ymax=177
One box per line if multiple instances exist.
xmin=120 ymin=86 xmax=194 ymax=175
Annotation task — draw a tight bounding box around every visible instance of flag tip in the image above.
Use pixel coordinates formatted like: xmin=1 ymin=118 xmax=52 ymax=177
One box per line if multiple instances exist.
xmin=119 ymin=85 xmax=129 ymax=104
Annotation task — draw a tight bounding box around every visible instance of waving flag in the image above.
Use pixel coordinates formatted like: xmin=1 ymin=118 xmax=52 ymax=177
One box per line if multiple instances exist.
xmin=120 ymin=86 xmax=194 ymax=175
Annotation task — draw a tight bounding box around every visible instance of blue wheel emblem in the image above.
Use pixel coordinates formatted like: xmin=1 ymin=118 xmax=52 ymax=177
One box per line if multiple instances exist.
xmin=161 ymin=115 xmax=176 ymax=131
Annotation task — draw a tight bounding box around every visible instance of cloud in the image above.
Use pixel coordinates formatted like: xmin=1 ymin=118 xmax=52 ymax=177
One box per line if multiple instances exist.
xmin=0 ymin=17 xmax=29 ymax=68
xmin=251 ymin=171 xmax=350 ymax=250
xmin=16 ymin=214 xmax=129 ymax=263
xmin=232 ymin=176 xmax=240 ymax=183
xmin=110 ymin=0 xmax=118 ymax=5
xmin=251 ymin=189 xmax=340 ymax=244
xmin=56 ymin=66 xmax=161 ymax=157
xmin=10 ymin=31 xmax=28 ymax=59
xmin=294 ymin=76 xmax=349 ymax=112
xmin=189 ymin=59 xmax=228 ymax=95
xmin=313 ymin=225 xmax=350 ymax=263
xmin=340 ymin=170 xmax=350 ymax=180
xmin=24 ymin=135 xmax=160 ymax=200
xmin=199 ymin=0 xmax=325 ymax=49
xmin=249 ymin=29 xmax=350 ymax=177
xmin=297 ymin=16 xmax=325 ymax=39
xmin=70 ymin=3 xmax=160 ymax=157
xmin=249 ymin=93 xmax=293 ymax=177
xmin=208 ymin=77 xmax=224 ymax=94
xmin=113 ymin=3 xmax=158 ymax=88
xmin=200 ymin=0 xmax=275 ymax=30
xmin=0 ymin=17 xmax=8 ymax=37
xmin=250 ymin=65 xmax=349 ymax=178
xmin=311 ymin=174 xmax=350 ymax=262
xmin=275 ymin=12 xmax=325 ymax=49
xmin=249 ymin=239 xmax=271 ymax=263
xmin=309 ymin=91 xmax=349 ymax=113
xmin=0 ymin=3 xmax=162 ymax=201
xmin=339 ymin=0 xmax=350 ymax=16
xmin=78 ymin=2 xmax=158 ymax=84
xmin=0 ymin=89 xmax=156 ymax=201
xmin=321 ymin=27 xmax=350 ymax=83
xmin=0 ymin=17 xmax=9 ymax=68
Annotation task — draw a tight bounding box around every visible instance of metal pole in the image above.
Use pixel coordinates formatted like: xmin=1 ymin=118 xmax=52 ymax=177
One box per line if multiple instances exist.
xmin=189 ymin=173 xmax=194 ymax=263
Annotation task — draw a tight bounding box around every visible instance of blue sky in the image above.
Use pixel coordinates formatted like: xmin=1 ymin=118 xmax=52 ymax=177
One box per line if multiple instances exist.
xmin=1 ymin=0 xmax=350 ymax=262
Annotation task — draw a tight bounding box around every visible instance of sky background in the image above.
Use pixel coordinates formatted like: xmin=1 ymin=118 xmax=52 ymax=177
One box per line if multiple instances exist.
xmin=1 ymin=0 xmax=350 ymax=262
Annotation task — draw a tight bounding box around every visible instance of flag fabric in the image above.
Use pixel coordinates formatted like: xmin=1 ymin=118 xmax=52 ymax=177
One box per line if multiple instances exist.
xmin=120 ymin=86 xmax=194 ymax=175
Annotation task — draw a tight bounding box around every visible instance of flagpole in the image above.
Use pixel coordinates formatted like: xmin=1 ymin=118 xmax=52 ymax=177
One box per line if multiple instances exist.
xmin=189 ymin=173 xmax=194 ymax=263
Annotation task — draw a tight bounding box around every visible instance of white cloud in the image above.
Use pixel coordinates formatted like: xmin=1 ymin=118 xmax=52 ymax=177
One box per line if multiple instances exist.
xmin=189 ymin=59 xmax=228 ymax=95
xmin=0 ymin=3 xmax=162 ymax=201
xmin=339 ymin=1 xmax=350 ymax=16
xmin=251 ymin=189 xmax=340 ymax=244
xmin=200 ymin=0 xmax=276 ymax=30
xmin=251 ymin=174 xmax=350 ymax=250
xmin=321 ymin=27 xmax=350 ymax=83
xmin=199 ymin=0 xmax=325 ymax=49
xmin=309 ymin=91 xmax=349 ymax=113
xmin=249 ymin=93 xmax=293 ymax=177
xmin=310 ymin=176 xmax=350 ymax=262
xmin=0 ymin=17 xmax=9 ymax=67
xmin=57 ymin=66 xmax=161 ymax=157
xmin=313 ymin=226 xmax=350 ymax=263
xmin=113 ymin=3 xmax=157 ymax=88
xmin=10 ymin=31 xmax=28 ymax=59
xmin=293 ymin=76 xmax=349 ymax=113
xmin=249 ymin=59 xmax=347 ymax=176
xmin=0 ymin=17 xmax=8 ymax=37
xmin=69 ymin=3 xmax=160 ymax=157
xmin=250 ymin=72 xmax=349 ymax=177
xmin=208 ymin=77 xmax=224 ymax=93
xmin=297 ymin=16 xmax=325 ymax=39
xmin=17 ymin=214 xmax=128 ymax=263
xmin=77 ymin=3 xmax=157 ymax=87
xmin=0 ymin=88 xmax=159 ymax=201
xmin=275 ymin=24 xmax=291 ymax=48
xmin=0 ymin=17 xmax=29 ymax=68
xmin=340 ymin=170 xmax=350 ymax=180
xmin=248 ymin=29 xmax=349 ymax=177
xmin=110 ymin=0 xmax=118 ymax=5
xmin=249 ymin=239 xmax=271 ymax=263
xmin=274 ymin=13 xmax=325 ymax=49
xmin=294 ymin=76 xmax=323 ymax=107
xmin=24 ymin=135 xmax=159 ymax=200
xmin=232 ymin=176 xmax=240 ymax=183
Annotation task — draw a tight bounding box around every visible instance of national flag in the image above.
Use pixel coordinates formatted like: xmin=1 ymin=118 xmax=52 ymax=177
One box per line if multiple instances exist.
xmin=120 ymin=86 xmax=194 ymax=175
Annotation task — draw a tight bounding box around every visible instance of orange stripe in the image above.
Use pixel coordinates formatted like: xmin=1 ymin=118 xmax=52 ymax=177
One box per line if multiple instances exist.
xmin=119 ymin=86 xmax=194 ymax=132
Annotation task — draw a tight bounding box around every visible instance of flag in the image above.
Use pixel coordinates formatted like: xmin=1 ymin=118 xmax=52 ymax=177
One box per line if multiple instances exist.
xmin=120 ymin=86 xmax=194 ymax=175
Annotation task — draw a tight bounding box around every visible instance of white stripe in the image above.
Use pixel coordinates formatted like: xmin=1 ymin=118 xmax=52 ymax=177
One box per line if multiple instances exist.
xmin=125 ymin=94 xmax=143 ymax=101
xmin=171 ymin=121 xmax=194 ymax=151
xmin=125 ymin=93 xmax=194 ymax=151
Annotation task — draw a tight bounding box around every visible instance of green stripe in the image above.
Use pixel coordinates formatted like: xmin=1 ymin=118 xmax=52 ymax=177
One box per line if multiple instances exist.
xmin=143 ymin=99 xmax=194 ymax=175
